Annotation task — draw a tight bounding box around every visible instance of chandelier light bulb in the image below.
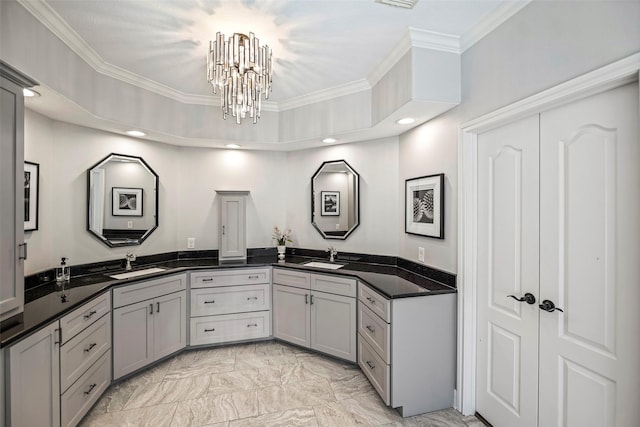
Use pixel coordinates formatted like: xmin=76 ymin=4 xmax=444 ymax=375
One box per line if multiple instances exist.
xmin=207 ymin=31 xmax=273 ymax=124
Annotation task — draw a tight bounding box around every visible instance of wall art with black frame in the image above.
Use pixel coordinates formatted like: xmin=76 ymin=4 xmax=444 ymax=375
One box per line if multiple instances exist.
xmin=405 ymin=173 xmax=444 ymax=239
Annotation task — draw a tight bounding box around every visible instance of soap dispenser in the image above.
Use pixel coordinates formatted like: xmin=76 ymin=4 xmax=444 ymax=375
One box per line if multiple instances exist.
xmin=56 ymin=257 xmax=70 ymax=282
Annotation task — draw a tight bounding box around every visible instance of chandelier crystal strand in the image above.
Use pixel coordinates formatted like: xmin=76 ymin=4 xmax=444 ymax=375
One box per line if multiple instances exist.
xmin=208 ymin=31 xmax=272 ymax=124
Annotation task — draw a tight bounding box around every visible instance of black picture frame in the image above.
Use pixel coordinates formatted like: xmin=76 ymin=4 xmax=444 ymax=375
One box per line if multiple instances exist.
xmin=24 ymin=161 xmax=39 ymax=231
xmin=405 ymin=173 xmax=444 ymax=239
xmin=112 ymin=187 xmax=143 ymax=216
xmin=320 ymin=191 xmax=340 ymax=216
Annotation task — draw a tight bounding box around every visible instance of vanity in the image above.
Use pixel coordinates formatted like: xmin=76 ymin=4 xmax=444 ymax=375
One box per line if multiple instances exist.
xmin=2 ymin=152 xmax=455 ymax=425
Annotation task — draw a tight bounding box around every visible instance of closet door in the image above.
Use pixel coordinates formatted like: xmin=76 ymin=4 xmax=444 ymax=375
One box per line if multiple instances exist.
xmin=475 ymin=115 xmax=540 ymax=427
xmin=538 ymin=82 xmax=640 ymax=427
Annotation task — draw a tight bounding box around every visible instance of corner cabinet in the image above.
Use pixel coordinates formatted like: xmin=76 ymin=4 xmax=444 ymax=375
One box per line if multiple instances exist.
xmin=0 ymin=62 xmax=37 ymax=324
xmin=216 ymin=191 xmax=249 ymax=261
xmin=358 ymin=282 xmax=456 ymax=417
xmin=272 ymin=269 xmax=357 ymax=362
xmin=112 ymin=274 xmax=187 ymax=380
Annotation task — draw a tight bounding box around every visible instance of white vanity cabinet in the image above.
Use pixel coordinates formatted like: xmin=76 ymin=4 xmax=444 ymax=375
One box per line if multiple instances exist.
xmin=112 ymin=274 xmax=187 ymax=380
xmin=189 ymin=268 xmax=272 ymax=346
xmin=7 ymin=291 xmax=113 ymax=427
xmin=358 ymin=283 xmax=456 ymax=417
xmin=273 ymin=269 xmax=357 ymax=362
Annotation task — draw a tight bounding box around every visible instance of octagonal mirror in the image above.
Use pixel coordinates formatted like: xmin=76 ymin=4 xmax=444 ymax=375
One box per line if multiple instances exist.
xmin=311 ymin=160 xmax=360 ymax=240
xmin=87 ymin=153 xmax=158 ymax=247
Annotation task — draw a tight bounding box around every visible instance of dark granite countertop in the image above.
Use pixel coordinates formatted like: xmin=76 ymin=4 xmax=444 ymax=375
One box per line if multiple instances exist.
xmin=1 ymin=254 xmax=455 ymax=348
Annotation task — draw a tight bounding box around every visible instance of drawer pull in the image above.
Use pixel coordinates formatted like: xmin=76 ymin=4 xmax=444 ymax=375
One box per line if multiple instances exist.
xmin=366 ymin=361 xmax=375 ymax=370
xmin=305 ymin=294 xmax=309 ymax=304
xmin=157 ymin=302 xmax=160 ymax=312
xmin=247 ymin=323 xmax=258 ymax=328
xmin=365 ymin=325 xmax=375 ymax=334
xmin=204 ymin=300 xmax=216 ymax=304
xmin=204 ymin=328 xmax=216 ymax=332
xmin=84 ymin=383 xmax=97 ymax=395
xmin=310 ymin=294 xmax=314 ymax=305
xmin=247 ymin=296 xmax=258 ymax=301
xmin=83 ymin=310 xmax=97 ymax=320
xmin=84 ymin=343 xmax=97 ymax=353
xmin=248 ymin=275 xmax=260 ymax=279
xmin=149 ymin=303 xmax=153 ymax=315
xmin=366 ymin=297 xmax=376 ymax=304
xmin=202 ymin=278 xmax=214 ymax=282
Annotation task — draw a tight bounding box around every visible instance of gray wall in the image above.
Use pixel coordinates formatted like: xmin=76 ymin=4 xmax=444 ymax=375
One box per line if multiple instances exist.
xmin=398 ymin=0 xmax=640 ymax=273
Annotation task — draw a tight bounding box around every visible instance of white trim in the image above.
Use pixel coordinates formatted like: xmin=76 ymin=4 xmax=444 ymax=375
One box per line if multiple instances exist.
xmin=457 ymin=53 xmax=640 ymax=416
xmin=460 ymin=0 xmax=533 ymax=52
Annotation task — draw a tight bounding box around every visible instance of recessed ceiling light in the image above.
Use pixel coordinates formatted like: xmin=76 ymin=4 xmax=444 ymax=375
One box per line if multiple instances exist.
xmin=322 ymin=138 xmax=337 ymax=143
xmin=23 ymin=88 xmax=40 ymax=97
xmin=126 ymin=130 xmax=146 ymax=137
xmin=396 ymin=117 xmax=415 ymax=125
xmin=225 ymin=144 xmax=241 ymax=149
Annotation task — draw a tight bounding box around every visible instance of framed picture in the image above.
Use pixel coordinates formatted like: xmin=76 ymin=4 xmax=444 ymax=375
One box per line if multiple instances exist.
xmin=24 ymin=161 xmax=39 ymax=231
xmin=112 ymin=187 xmax=143 ymax=216
xmin=321 ymin=191 xmax=340 ymax=216
xmin=405 ymin=173 xmax=444 ymax=239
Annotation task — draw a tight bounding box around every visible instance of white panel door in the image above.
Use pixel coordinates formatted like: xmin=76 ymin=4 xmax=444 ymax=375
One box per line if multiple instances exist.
xmin=538 ymin=82 xmax=640 ymax=427
xmin=153 ymin=291 xmax=187 ymax=360
xmin=272 ymin=284 xmax=311 ymax=348
xmin=219 ymin=195 xmax=246 ymax=259
xmin=476 ymin=115 xmax=540 ymax=427
xmin=9 ymin=322 xmax=60 ymax=427
xmin=310 ymin=291 xmax=356 ymax=362
xmin=113 ymin=299 xmax=153 ymax=379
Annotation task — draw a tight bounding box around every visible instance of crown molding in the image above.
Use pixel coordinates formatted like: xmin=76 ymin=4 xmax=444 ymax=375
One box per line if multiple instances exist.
xmin=368 ymin=27 xmax=460 ymax=87
xmin=277 ymin=79 xmax=371 ymax=112
xmin=460 ymin=0 xmax=533 ymax=52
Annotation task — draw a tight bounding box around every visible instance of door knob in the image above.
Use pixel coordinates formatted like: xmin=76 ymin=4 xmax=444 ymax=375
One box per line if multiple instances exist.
xmin=507 ymin=293 xmax=536 ymax=305
xmin=539 ymin=299 xmax=564 ymax=313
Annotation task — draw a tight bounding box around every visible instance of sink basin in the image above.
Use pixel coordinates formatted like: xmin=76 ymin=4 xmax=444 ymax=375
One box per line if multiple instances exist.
xmin=109 ymin=267 xmax=166 ymax=280
xmin=303 ymin=261 xmax=344 ymax=270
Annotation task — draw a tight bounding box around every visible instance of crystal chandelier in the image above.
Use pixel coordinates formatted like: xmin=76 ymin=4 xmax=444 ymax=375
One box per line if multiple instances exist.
xmin=207 ymin=32 xmax=273 ymax=124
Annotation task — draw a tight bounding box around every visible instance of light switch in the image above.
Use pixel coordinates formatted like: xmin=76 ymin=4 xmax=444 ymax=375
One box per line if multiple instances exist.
xmin=418 ymin=247 xmax=425 ymax=262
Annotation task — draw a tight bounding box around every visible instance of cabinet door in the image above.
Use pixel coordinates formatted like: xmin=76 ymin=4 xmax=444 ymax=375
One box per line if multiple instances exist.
xmin=153 ymin=291 xmax=187 ymax=360
xmin=0 ymin=76 xmax=25 ymax=322
xmin=272 ymin=284 xmax=310 ymax=348
xmin=310 ymin=291 xmax=356 ymax=362
xmin=113 ymin=299 xmax=153 ymax=379
xmin=219 ymin=195 xmax=246 ymax=259
xmin=9 ymin=322 xmax=60 ymax=427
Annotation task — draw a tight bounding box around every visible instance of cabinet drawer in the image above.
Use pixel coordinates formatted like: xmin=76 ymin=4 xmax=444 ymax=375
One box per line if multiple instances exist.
xmin=311 ymin=274 xmax=356 ymax=297
xmin=60 ymin=313 xmax=111 ymax=392
xmin=190 ymin=311 xmax=271 ymax=346
xmin=61 ymin=351 xmax=111 ymax=427
xmin=273 ymin=269 xmax=310 ymax=289
xmin=113 ymin=273 xmax=186 ymax=308
xmin=358 ymin=303 xmax=390 ymax=363
xmin=358 ymin=334 xmax=390 ymax=405
xmin=191 ymin=268 xmax=270 ymax=288
xmin=358 ymin=283 xmax=390 ymax=323
xmin=60 ymin=292 xmax=110 ymax=344
xmin=191 ymin=284 xmax=270 ymax=317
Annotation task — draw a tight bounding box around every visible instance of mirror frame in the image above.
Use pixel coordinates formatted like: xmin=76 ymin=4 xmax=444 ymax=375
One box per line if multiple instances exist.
xmin=311 ymin=159 xmax=360 ymax=240
xmin=87 ymin=153 xmax=159 ymax=247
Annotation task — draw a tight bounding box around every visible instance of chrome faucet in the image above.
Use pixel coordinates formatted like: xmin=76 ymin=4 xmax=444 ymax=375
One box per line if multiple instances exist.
xmin=326 ymin=247 xmax=338 ymax=262
xmin=125 ymin=252 xmax=136 ymax=271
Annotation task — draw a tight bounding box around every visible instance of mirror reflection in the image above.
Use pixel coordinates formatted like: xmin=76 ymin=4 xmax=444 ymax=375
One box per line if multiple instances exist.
xmin=311 ymin=160 xmax=360 ymax=240
xmin=87 ymin=153 xmax=158 ymax=247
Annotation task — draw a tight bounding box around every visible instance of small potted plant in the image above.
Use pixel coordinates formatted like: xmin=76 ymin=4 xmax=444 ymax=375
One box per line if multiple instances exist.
xmin=273 ymin=226 xmax=293 ymax=261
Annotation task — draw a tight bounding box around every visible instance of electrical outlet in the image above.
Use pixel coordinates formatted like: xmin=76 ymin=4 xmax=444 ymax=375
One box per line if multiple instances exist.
xmin=127 ymin=221 xmax=133 ymax=229
xmin=418 ymin=247 xmax=425 ymax=262
xmin=187 ymin=237 xmax=195 ymax=249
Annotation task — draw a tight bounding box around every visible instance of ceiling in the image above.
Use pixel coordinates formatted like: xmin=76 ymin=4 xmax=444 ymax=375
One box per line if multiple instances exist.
xmin=18 ymin=0 xmax=528 ymax=149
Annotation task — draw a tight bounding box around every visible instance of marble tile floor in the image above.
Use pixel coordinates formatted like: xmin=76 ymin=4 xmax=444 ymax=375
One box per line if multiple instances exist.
xmin=80 ymin=341 xmax=483 ymax=427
